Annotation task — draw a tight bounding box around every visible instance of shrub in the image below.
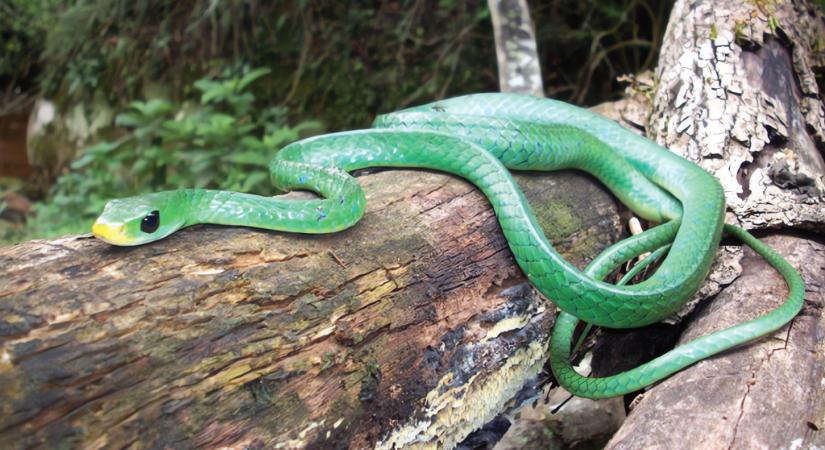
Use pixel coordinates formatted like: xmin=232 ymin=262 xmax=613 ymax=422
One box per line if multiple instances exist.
xmin=20 ymin=66 xmax=321 ymax=240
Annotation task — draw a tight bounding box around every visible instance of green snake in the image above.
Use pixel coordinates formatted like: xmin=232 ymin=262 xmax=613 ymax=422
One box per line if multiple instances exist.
xmin=92 ymin=93 xmax=804 ymax=399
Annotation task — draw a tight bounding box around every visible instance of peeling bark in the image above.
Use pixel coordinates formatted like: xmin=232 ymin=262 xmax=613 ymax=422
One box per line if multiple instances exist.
xmin=651 ymin=0 xmax=825 ymax=231
xmin=602 ymin=0 xmax=825 ymax=447
xmin=0 ymin=169 xmax=622 ymax=449
xmin=495 ymin=1 xmax=825 ymax=448
xmin=5 ymin=2 xmax=825 ymax=448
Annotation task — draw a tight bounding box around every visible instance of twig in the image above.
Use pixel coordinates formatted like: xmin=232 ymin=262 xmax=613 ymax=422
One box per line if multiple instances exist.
xmin=328 ymin=250 xmax=347 ymax=268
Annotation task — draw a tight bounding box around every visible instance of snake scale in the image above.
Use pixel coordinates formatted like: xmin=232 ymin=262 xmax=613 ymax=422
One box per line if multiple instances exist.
xmin=92 ymin=93 xmax=804 ymax=399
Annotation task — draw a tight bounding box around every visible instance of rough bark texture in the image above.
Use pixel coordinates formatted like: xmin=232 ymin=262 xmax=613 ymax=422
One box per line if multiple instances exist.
xmin=602 ymin=0 xmax=825 ymax=447
xmin=487 ymin=0 xmax=544 ymax=97
xmin=651 ymin=0 xmax=825 ymax=231
xmin=4 ymin=1 xmax=825 ymax=448
xmin=607 ymin=235 xmax=825 ymax=449
xmin=493 ymin=1 xmax=825 ymax=449
xmin=0 ymin=169 xmax=623 ymax=449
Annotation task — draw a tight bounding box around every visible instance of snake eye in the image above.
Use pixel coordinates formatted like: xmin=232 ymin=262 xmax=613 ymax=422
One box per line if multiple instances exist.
xmin=141 ymin=210 xmax=160 ymax=233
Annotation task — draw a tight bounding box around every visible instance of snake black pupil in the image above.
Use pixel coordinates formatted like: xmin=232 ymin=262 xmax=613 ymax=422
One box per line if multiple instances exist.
xmin=141 ymin=210 xmax=160 ymax=233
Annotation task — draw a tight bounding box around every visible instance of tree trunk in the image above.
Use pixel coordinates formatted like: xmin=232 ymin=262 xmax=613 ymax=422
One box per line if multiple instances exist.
xmin=606 ymin=0 xmax=825 ymax=447
xmin=487 ymin=0 xmax=544 ymax=97
xmin=5 ymin=1 xmax=825 ymax=448
xmin=493 ymin=1 xmax=825 ymax=449
xmin=0 ymin=170 xmax=623 ymax=449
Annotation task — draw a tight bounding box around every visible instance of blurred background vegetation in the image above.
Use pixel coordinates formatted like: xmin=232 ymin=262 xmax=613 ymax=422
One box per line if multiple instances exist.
xmin=0 ymin=0 xmax=673 ymax=243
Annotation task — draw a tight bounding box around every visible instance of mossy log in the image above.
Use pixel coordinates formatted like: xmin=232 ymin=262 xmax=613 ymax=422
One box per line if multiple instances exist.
xmin=0 ymin=169 xmax=623 ymax=449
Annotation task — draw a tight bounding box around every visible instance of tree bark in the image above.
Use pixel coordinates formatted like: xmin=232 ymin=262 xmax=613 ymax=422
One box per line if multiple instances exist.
xmin=607 ymin=235 xmax=825 ymax=449
xmin=492 ymin=1 xmax=825 ymax=449
xmin=5 ymin=1 xmax=825 ymax=448
xmin=487 ymin=0 xmax=544 ymax=97
xmin=604 ymin=0 xmax=825 ymax=447
xmin=650 ymin=0 xmax=825 ymax=231
xmin=0 ymin=170 xmax=623 ymax=449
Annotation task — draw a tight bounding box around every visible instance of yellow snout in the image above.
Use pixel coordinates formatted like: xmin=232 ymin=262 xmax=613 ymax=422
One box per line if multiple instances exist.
xmin=92 ymin=222 xmax=129 ymax=246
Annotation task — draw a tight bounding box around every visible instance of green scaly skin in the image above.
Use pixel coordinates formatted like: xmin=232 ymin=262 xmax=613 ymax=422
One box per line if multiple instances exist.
xmin=550 ymin=224 xmax=804 ymax=398
xmin=92 ymin=93 xmax=804 ymax=399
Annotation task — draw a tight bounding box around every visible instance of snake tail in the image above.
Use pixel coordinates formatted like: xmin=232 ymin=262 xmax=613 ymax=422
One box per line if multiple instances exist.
xmin=549 ymin=224 xmax=805 ymax=399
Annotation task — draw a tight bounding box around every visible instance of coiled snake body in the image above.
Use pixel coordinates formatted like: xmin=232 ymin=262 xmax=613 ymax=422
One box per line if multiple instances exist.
xmin=93 ymin=93 xmax=804 ymax=399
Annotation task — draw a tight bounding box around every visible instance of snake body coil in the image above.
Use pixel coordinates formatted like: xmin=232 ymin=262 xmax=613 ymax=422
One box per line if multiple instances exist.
xmin=93 ymin=93 xmax=804 ymax=399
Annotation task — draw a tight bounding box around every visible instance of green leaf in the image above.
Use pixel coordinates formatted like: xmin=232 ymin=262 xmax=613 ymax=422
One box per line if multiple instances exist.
xmin=133 ymin=158 xmax=151 ymax=175
xmin=239 ymin=136 xmax=264 ymax=149
xmin=223 ymin=151 xmax=270 ymax=167
xmin=241 ymin=171 xmax=269 ymax=192
xmin=143 ymin=98 xmax=173 ymax=117
xmin=71 ymin=154 xmax=97 ymax=169
xmin=83 ymin=201 xmax=106 ymax=215
xmin=294 ymin=120 xmax=323 ymax=134
xmin=83 ymin=141 xmax=120 ymax=155
xmin=125 ymin=99 xmax=171 ymax=118
xmin=237 ymin=67 xmax=271 ymax=91
xmin=196 ymin=79 xmax=232 ymax=104
xmin=115 ymin=111 xmax=144 ymax=128
xmin=193 ymin=79 xmax=220 ymax=94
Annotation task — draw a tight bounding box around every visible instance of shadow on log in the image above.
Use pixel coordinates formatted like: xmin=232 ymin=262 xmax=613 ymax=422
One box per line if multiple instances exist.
xmin=0 ymin=169 xmax=622 ymax=449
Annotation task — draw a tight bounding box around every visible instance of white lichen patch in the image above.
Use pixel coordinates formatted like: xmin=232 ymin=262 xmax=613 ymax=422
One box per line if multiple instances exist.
xmin=375 ymin=339 xmax=548 ymax=450
xmin=482 ymin=316 xmax=529 ymax=342
xmin=272 ymin=421 xmax=325 ymax=449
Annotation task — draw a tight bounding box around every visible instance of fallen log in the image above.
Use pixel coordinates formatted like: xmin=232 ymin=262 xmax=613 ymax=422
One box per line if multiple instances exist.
xmin=0 ymin=169 xmax=623 ymax=449
xmin=606 ymin=234 xmax=825 ymax=449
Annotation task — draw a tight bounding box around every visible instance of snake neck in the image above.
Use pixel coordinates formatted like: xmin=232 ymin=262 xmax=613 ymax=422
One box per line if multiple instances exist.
xmin=181 ymin=189 xmax=258 ymax=226
xmin=182 ymin=164 xmax=367 ymax=235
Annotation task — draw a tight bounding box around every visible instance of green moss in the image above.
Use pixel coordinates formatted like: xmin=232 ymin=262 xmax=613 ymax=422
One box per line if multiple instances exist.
xmin=734 ymin=19 xmax=749 ymax=45
xmin=290 ymin=358 xmax=311 ymax=373
xmin=814 ymin=36 xmax=825 ymax=53
xmin=359 ymin=359 xmax=382 ymax=402
xmin=767 ymin=16 xmax=779 ymax=33
xmin=319 ymin=351 xmax=338 ymax=372
xmin=530 ymin=198 xmax=581 ymax=244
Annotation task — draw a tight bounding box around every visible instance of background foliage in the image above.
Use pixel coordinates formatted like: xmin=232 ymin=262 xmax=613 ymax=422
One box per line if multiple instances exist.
xmin=21 ymin=67 xmax=321 ymax=239
xmin=0 ymin=0 xmax=62 ymax=114
xmin=0 ymin=0 xmax=673 ymax=243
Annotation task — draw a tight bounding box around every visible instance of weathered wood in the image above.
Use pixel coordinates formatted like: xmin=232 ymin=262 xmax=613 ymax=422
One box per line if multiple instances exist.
xmin=7 ymin=1 xmax=825 ymax=447
xmin=0 ymin=169 xmax=622 ymax=449
xmin=651 ymin=0 xmax=825 ymax=231
xmin=607 ymin=235 xmax=825 ymax=449
xmin=603 ymin=0 xmax=825 ymax=447
xmin=493 ymin=1 xmax=825 ymax=448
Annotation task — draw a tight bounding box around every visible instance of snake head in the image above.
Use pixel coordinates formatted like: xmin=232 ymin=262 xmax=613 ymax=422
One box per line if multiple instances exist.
xmin=92 ymin=191 xmax=187 ymax=246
